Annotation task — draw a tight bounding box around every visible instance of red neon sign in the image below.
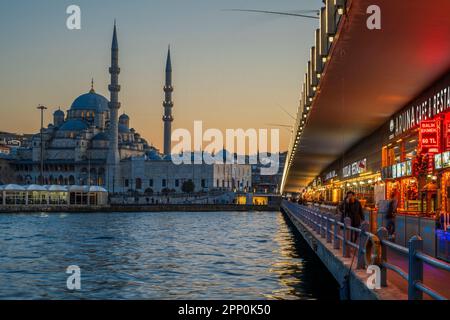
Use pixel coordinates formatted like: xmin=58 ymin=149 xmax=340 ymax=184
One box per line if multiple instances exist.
xmin=419 ymin=120 xmax=441 ymax=154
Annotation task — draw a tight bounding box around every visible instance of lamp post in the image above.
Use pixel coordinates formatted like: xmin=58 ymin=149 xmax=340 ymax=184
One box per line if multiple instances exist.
xmin=37 ymin=105 xmax=47 ymax=185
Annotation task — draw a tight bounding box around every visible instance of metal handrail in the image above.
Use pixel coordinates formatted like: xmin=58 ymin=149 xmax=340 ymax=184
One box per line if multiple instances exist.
xmin=282 ymin=201 xmax=450 ymax=300
xmin=416 ymin=252 xmax=450 ymax=271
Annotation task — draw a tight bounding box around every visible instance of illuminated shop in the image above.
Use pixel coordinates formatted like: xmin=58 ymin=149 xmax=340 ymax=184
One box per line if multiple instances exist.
xmin=380 ymin=74 xmax=450 ymax=258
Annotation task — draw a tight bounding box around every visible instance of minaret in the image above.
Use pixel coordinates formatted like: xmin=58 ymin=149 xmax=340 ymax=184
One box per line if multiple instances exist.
xmin=107 ymin=22 xmax=121 ymax=192
xmin=163 ymin=46 xmax=174 ymax=156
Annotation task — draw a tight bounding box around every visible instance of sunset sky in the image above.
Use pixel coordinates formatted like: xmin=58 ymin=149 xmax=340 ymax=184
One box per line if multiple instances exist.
xmin=0 ymin=0 xmax=321 ymax=152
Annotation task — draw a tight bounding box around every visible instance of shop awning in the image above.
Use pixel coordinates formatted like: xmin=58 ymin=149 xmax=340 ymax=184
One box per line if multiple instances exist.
xmin=283 ymin=0 xmax=450 ymax=192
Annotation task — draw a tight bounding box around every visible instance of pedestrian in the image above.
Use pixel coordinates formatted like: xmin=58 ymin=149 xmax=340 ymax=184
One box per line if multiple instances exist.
xmin=338 ymin=191 xmax=365 ymax=242
xmin=386 ymin=191 xmax=398 ymax=239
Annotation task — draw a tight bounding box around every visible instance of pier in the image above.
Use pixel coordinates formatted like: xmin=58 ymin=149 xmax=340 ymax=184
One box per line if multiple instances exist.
xmin=281 ymin=200 xmax=450 ymax=300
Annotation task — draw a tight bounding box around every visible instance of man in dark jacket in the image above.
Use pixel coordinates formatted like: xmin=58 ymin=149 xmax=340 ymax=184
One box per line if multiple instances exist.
xmin=338 ymin=191 xmax=365 ymax=242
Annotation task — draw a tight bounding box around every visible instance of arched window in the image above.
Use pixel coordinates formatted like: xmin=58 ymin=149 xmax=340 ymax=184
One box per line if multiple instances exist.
xmin=136 ymin=178 xmax=142 ymax=190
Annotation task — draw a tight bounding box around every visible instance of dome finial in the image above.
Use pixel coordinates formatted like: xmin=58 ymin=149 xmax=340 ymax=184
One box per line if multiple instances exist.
xmin=90 ymin=78 xmax=95 ymax=93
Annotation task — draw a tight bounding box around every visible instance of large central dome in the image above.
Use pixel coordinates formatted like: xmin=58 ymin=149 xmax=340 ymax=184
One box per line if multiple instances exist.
xmin=71 ymin=91 xmax=110 ymax=113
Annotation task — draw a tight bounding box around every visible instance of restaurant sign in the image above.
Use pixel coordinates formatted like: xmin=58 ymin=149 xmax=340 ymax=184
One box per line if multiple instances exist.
xmin=419 ymin=120 xmax=441 ymax=154
xmin=325 ymin=170 xmax=337 ymax=181
xmin=389 ymin=84 xmax=450 ymax=139
xmin=343 ymin=159 xmax=367 ymax=178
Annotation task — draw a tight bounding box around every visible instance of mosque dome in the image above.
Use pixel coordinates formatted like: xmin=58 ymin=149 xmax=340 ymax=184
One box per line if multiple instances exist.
xmin=71 ymin=91 xmax=109 ymax=113
xmin=53 ymin=109 xmax=65 ymax=117
xmin=59 ymin=119 xmax=89 ymax=132
xmin=119 ymin=113 xmax=129 ymax=121
xmin=147 ymin=149 xmax=163 ymax=161
xmin=92 ymin=132 xmax=109 ymax=141
xmin=119 ymin=124 xmax=130 ymax=133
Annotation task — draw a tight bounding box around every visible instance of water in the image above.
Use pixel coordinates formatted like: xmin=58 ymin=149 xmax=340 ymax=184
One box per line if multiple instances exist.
xmin=0 ymin=211 xmax=339 ymax=300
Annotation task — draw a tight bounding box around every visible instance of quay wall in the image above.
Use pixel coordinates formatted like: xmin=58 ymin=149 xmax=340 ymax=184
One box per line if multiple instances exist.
xmin=281 ymin=202 xmax=407 ymax=300
xmin=0 ymin=204 xmax=280 ymax=213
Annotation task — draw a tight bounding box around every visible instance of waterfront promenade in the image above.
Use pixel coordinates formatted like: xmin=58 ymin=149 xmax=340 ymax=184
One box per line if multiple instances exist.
xmin=281 ymin=201 xmax=450 ymax=300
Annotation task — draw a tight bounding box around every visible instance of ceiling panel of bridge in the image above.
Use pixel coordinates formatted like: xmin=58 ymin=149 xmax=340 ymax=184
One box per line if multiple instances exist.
xmin=284 ymin=0 xmax=450 ymax=192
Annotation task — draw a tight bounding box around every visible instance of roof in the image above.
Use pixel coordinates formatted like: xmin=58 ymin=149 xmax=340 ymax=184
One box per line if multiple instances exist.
xmin=71 ymin=92 xmax=109 ymax=113
xmin=283 ymin=0 xmax=450 ymax=191
xmin=92 ymin=132 xmax=109 ymax=141
xmin=59 ymin=119 xmax=89 ymax=132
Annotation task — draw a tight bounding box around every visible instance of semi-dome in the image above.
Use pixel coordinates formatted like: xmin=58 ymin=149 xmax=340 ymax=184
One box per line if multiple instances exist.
xmin=59 ymin=119 xmax=89 ymax=132
xmin=71 ymin=92 xmax=109 ymax=113
xmin=119 ymin=113 xmax=129 ymax=120
xmin=92 ymin=132 xmax=109 ymax=141
xmin=147 ymin=149 xmax=162 ymax=161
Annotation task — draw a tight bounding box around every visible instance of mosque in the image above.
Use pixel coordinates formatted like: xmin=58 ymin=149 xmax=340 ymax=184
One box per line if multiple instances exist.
xmin=12 ymin=24 xmax=251 ymax=194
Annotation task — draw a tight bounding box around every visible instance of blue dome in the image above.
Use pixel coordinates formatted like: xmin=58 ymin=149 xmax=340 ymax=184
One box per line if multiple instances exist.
xmin=54 ymin=109 xmax=64 ymax=116
xmin=59 ymin=119 xmax=89 ymax=132
xmin=119 ymin=124 xmax=130 ymax=133
xmin=92 ymin=132 xmax=109 ymax=141
xmin=147 ymin=150 xmax=162 ymax=161
xmin=71 ymin=92 xmax=109 ymax=113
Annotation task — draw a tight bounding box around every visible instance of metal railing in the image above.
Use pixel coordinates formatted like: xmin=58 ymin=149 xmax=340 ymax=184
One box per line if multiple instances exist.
xmin=283 ymin=201 xmax=450 ymax=300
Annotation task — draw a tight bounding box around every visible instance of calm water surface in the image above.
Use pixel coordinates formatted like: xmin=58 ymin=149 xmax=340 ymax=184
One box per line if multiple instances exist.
xmin=0 ymin=211 xmax=339 ymax=299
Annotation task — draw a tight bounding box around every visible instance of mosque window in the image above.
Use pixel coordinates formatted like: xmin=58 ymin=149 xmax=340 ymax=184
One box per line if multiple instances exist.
xmin=124 ymin=179 xmax=129 ymax=188
xmin=175 ymin=179 xmax=180 ymax=187
xmin=136 ymin=178 xmax=142 ymax=190
xmin=162 ymin=179 xmax=167 ymax=187
xmin=149 ymin=179 xmax=153 ymax=187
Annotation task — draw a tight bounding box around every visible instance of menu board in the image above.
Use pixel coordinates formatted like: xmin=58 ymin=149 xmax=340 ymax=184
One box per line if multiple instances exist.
xmin=391 ymin=160 xmax=413 ymax=178
xmin=401 ymin=162 xmax=406 ymax=176
xmin=406 ymin=160 xmax=412 ymax=176
xmin=435 ymin=154 xmax=443 ymax=170
xmin=443 ymin=151 xmax=450 ymax=168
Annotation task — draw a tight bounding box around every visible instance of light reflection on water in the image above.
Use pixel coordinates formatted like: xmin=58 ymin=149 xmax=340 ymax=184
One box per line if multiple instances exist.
xmin=0 ymin=211 xmax=339 ymax=300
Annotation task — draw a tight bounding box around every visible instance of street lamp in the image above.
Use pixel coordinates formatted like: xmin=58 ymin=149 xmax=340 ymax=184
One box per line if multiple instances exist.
xmin=37 ymin=105 xmax=47 ymax=185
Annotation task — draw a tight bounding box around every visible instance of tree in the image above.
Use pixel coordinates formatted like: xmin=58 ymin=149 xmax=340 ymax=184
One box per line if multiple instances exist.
xmin=182 ymin=180 xmax=195 ymax=194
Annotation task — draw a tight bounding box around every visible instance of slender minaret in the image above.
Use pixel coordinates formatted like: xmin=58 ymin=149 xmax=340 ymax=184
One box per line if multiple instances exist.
xmin=163 ymin=46 xmax=174 ymax=156
xmin=107 ymin=22 xmax=121 ymax=192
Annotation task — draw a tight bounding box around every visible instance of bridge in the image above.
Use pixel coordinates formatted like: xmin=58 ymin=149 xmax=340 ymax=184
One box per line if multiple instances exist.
xmin=281 ymin=0 xmax=450 ymax=193
xmin=282 ymin=200 xmax=450 ymax=300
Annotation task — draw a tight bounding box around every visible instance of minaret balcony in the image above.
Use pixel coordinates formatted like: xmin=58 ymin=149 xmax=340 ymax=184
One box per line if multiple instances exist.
xmin=164 ymin=85 xmax=174 ymax=92
xmin=108 ymin=84 xmax=121 ymax=92
xmin=109 ymin=67 xmax=121 ymax=74
xmin=108 ymin=102 xmax=121 ymax=109
xmin=163 ymin=115 xmax=174 ymax=122
xmin=163 ymin=101 xmax=174 ymax=108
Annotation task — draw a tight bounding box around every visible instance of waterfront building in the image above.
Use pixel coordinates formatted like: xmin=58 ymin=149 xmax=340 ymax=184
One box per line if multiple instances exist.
xmin=0 ymin=184 xmax=108 ymax=207
xmin=11 ymin=24 xmax=251 ymax=195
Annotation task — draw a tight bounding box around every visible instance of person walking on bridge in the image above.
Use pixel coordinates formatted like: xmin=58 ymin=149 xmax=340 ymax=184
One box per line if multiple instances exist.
xmin=338 ymin=191 xmax=365 ymax=242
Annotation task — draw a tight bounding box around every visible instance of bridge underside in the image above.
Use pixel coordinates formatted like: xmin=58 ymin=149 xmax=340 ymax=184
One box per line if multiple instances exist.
xmin=284 ymin=0 xmax=450 ymax=192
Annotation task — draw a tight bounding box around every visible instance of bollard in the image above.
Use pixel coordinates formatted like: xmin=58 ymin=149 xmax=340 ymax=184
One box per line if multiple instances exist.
xmin=333 ymin=218 xmax=340 ymax=249
xmin=326 ymin=215 xmax=332 ymax=243
xmin=357 ymin=222 xmax=370 ymax=269
xmin=408 ymin=236 xmax=423 ymax=300
xmin=343 ymin=217 xmax=351 ymax=258
xmin=376 ymin=227 xmax=388 ymax=287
